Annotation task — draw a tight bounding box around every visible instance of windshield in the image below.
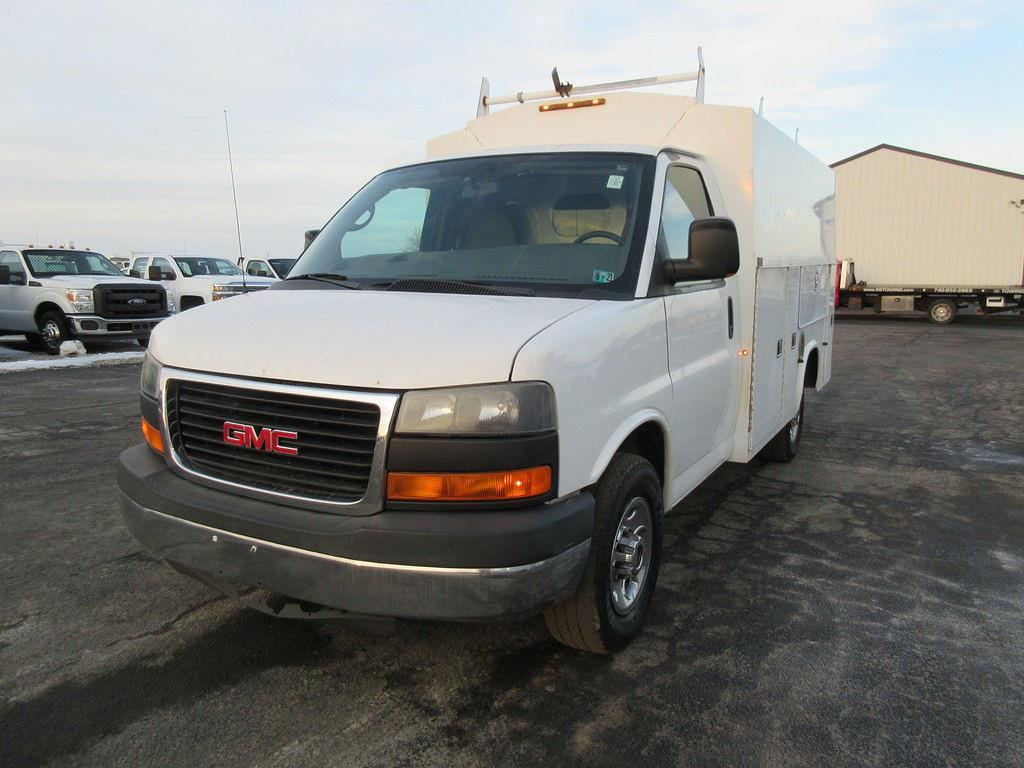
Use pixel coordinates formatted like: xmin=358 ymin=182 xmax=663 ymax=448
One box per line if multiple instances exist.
xmin=293 ymin=153 xmax=655 ymax=298
xmin=172 ymin=257 xmax=242 ymax=277
xmin=23 ymin=249 xmax=124 ymax=277
xmin=268 ymin=258 xmax=296 ymax=278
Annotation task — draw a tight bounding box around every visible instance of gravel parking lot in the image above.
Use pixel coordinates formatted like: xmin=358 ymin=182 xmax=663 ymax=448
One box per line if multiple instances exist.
xmin=2 ymin=319 xmax=1023 ymax=768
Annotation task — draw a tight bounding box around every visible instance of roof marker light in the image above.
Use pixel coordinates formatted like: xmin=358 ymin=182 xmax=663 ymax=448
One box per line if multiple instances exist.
xmin=539 ymin=97 xmax=605 ymax=112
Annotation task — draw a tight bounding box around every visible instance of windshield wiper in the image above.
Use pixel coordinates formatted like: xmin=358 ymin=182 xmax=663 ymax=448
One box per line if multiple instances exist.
xmin=285 ymin=273 xmax=364 ymax=290
xmin=383 ymin=278 xmax=534 ymax=297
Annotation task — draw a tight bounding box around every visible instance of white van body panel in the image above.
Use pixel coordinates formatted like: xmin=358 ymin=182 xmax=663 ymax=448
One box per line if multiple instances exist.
xmin=149 ymin=289 xmax=591 ymax=390
xmin=510 ymin=298 xmax=674 ymax=499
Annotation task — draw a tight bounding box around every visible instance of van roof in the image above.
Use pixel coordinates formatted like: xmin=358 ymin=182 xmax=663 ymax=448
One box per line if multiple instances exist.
xmin=427 ymin=92 xmax=704 ymax=159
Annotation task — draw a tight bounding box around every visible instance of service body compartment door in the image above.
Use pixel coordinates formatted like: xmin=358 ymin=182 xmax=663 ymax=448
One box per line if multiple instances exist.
xmin=780 ymin=267 xmax=802 ymax=426
xmin=749 ymin=267 xmax=787 ymax=454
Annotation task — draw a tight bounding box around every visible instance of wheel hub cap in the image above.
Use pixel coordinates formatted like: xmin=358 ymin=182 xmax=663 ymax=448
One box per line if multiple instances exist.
xmin=609 ymin=497 xmax=653 ymax=615
xmin=42 ymin=322 xmax=61 ymax=344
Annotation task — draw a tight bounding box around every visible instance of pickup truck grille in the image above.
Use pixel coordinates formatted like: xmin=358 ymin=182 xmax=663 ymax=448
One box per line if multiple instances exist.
xmin=94 ymin=284 xmax=168 ymax=318
xmin=166 ymin=380 xmax=381 ymax=503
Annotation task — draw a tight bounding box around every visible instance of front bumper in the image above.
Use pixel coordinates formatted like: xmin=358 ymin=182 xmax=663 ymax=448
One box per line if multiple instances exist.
xmin=118 ymin=444 xmax=593 ymax=620
xmin=69 ymin=315 xmax=167 ymax=337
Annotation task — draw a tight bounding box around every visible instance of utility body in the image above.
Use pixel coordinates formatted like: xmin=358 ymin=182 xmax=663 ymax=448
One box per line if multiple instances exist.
xmin=129 ymin=253 xmax=274 ymax=311
xmin=118 ymin=62 xmax=835 ymax=652
xmin=0 ymin=245 xmax=171 ymax=353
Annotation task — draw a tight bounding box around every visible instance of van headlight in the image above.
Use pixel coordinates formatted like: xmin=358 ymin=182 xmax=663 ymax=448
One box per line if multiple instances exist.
xmin=396 ymin=382 xmax=556 ymax=435
xmin=65 ymin=289 xmax=95 ymax=313
xmin=140 ymin=352 xmax=162 ymax=399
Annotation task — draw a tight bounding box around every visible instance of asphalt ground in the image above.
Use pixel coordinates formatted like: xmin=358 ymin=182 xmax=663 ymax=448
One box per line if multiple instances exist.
xmin=2 ymin=319 xmax=1023 ymax=767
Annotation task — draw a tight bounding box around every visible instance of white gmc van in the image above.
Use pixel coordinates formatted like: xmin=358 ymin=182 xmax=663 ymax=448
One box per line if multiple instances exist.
xmin=118 ymin=68 xmax=835 ymax=653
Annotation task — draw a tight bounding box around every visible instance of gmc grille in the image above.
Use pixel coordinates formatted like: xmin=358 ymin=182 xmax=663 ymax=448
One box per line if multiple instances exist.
xmin=94 ymin=284 xmax=168 ymax=319
xmin=166 ymin=380 xmax=381 ymax=503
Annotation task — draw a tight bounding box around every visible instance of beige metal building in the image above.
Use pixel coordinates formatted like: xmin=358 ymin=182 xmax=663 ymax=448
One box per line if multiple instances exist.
xmin=832 ymin=144 xmax=1024 ymax=287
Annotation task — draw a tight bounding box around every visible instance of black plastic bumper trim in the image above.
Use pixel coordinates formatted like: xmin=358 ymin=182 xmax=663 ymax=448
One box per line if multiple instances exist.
xmin=117 ymin=443 xmax=593 ymax=569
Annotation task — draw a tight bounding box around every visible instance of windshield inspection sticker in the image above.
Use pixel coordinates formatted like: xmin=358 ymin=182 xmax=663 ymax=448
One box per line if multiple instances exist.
xmin=592 ymin=269 xmax=616 ymax=284
xmin=606 ymin=174 xmax=624 ymax=189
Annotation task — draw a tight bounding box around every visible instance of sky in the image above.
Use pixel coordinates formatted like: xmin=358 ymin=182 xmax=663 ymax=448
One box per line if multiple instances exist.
xmin=1 ymin=0 xmax=1021 ymax=260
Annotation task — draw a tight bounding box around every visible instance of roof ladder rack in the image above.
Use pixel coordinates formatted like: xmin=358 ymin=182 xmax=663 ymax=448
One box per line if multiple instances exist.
xmin=476 ymin=47 xmax=704 ymax=118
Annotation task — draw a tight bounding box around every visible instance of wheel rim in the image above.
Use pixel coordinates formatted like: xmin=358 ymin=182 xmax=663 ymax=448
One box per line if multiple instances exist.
xmin=41 ymin=320 xmax=62 ymax=348
xmin=788 ymin=407 xmax=802 ymax=445
xmin=609 ymin=496 xmax=653 ymax=616
xmin=932 ymin=304 xmax=952 ymax=322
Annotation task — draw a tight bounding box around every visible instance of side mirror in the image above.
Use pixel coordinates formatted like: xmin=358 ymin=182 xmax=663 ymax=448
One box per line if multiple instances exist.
xmin=663 ymin=217 xmax=740 ymax=283
xmin=147 ymin=265 xmax=162 ymax=281
xmin=0 ymin=264 xmax=9 ymax=285
xmin=304 ymin=229 xmax=321 ymax=249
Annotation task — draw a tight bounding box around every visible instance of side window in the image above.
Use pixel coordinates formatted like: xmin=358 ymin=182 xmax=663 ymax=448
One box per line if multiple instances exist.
xmin=341 ymin=188 xmax=430 ymax=260
xmin=247 ymin=260 xmax=270 ymax=277
xmin=152 ymin=257 xmax=175 ymax=279
xmin=131 ymin=257 xmax=148 ymax=277
xmin=659 ymin=166 xmax=712 ymax=261
xmin=0 ymin=251 xmax=26 ymax=284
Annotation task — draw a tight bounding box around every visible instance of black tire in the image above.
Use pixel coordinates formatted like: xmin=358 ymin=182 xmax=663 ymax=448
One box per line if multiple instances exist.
xmin=762 ymin=395 xmax=803 ymax=462
xmin=928 ymin=299 xmax=957 ymax=325
xmin=37 ymin=310 xmax=69 ymax=355
xmin=136 ymin=337 xmax=150 ymax=348
xmin=544 ymin=452 xmax=663 ymax=654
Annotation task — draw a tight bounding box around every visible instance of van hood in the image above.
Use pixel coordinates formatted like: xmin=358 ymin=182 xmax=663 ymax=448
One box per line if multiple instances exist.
xmin=148 ymin=289 xmax=591 ymax=390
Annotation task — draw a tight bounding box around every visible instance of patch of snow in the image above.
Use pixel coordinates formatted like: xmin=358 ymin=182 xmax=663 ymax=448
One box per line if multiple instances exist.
xmin=0 ymin=350 xmax=144 ymax=374
xmin=59 ymin=340 xmax=88 ymax=358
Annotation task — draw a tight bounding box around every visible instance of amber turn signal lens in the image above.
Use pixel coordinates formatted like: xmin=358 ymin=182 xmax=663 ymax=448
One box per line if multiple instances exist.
xmin=142 ymin=418 xmax=164 ymax=454
xmin=387 ymin=466 xmax=552 ymax=502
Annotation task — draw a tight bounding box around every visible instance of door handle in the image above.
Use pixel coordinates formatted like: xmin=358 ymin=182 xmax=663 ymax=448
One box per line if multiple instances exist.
xmin=727 ymin=297 xmax=734 ymax=339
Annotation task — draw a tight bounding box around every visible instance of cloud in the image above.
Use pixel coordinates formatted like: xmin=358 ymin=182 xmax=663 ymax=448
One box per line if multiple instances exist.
xmin=0 ymin=0 xmax=1004 ymax=257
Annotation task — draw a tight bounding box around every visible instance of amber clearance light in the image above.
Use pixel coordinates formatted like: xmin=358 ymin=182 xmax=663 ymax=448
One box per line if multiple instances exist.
xmin=142 ymin=418 xmax=164 ymax=454
xmin=387 ymin=466 xmax=552 ymax=502
xmin=539 ymin=97 xmax=605 ymax=112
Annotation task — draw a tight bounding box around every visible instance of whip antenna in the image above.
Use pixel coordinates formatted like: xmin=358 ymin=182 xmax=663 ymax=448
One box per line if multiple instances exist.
xmin=223 ymin=109 xmax=246 ymax=289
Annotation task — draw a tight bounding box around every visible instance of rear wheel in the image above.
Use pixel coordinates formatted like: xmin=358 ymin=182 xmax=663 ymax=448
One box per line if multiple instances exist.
xmin=37 ymin=310 xmax=69 ymax=355
xmin=762 ymin=395 xmax=803 ymax=462
xmin=544 ymin=453 xmax=663 ymax=654
xmin=928 ymin=299 xmax=957 ymax=325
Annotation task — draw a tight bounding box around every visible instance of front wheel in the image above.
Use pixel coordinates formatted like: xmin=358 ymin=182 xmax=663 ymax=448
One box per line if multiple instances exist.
xmin=37 ymin=310 xmax=69 ymax=355
xmin=544 ymin=452 xmax=663 ymax=654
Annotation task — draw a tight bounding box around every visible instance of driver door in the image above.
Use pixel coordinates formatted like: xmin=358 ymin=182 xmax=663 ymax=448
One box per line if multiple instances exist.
xmin=657 ymin=162 xmax=740 ymax=489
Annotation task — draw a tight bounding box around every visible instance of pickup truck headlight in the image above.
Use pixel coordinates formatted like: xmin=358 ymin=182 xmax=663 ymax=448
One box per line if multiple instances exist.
xmin=140 ymin=352 xmax=162 ymax=399
xmin=396 ymin=382 xmax=556 ymax=436
xmin=166 ymin=294 xmax=176 ymax=314
xmin=211 ymin=284 xmax=243 ymax=301
xmin=65 ymin=289 xmax=95 ymax=313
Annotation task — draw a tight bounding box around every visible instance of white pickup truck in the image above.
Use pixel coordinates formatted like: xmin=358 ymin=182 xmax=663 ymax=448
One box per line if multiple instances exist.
xmin=0 ymin=245 xmax=172 ymax=353
xmin=118 ymin=63 xmax=835 ymax=653
xmin=129 ymin=254 xmax=274 ymax=310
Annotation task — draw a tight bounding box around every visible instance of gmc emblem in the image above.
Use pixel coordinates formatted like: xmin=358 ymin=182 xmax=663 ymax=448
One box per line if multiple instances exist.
xmin=222 ymin=421 xmax=299 ymax=456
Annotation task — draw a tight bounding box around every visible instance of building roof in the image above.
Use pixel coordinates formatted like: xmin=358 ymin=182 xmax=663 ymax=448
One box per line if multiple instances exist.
xmin=831 ymin=143 xmax=1024 ymax=181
